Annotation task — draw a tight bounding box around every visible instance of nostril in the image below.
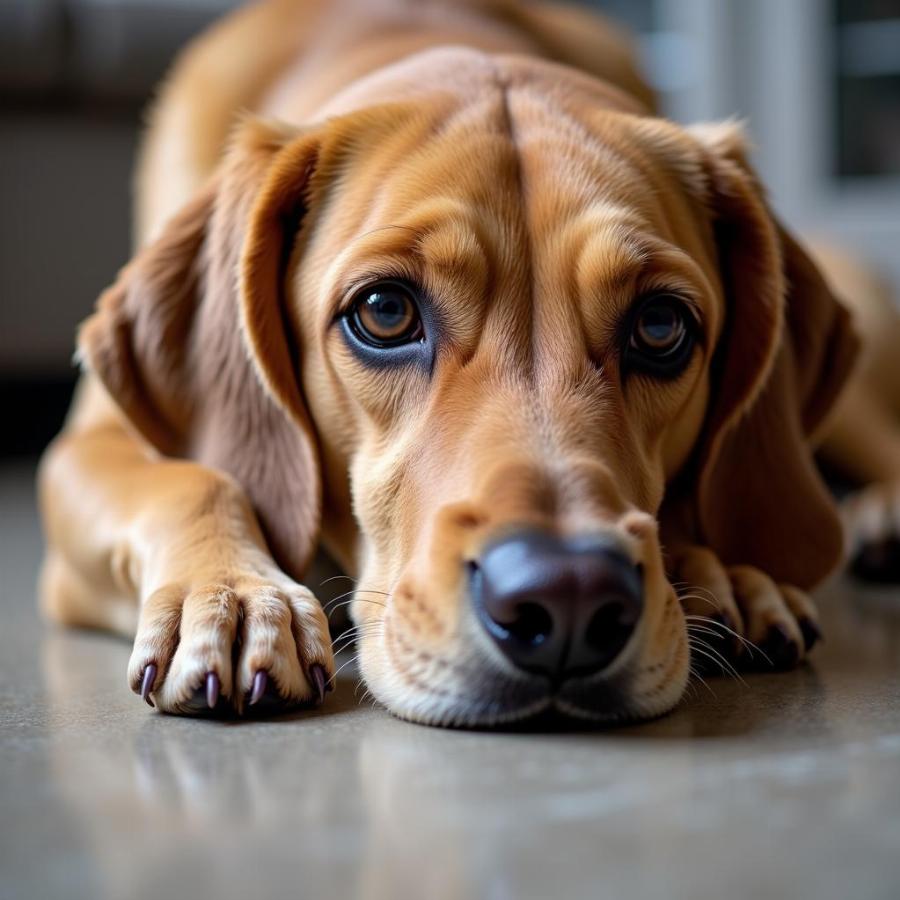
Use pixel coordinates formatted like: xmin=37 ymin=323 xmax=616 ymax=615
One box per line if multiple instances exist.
xmin=469 ymin=559 xmax=554 ymax=647
xmin=584 ymin=600 xmax=632 ymax=653
xmin=505 ymin=603 xmax=553 ymax=646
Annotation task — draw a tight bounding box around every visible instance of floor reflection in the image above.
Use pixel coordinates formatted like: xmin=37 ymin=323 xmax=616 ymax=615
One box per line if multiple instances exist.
xmin=25 ymin=569 xmax=900 ymax=900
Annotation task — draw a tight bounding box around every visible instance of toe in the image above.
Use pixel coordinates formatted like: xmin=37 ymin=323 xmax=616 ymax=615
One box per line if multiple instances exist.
xmin=287 ymin=588 xmax=335 ymax=692
xmin=234 ymin=585 xmax=309 ymax=711
xmin=758 ymin=622 xmax=801 ymax=670
xmin=780 ymin=584 xmax=822 ymax=653
xmin=729 ymin=566 xmax=804 ymax=670
xmin=672 ymin=546 xmax=745 ymax=668
xmin=155 ymin=585 xmax=240 ymax=714
xmin=127 ymin=584 xmax=183 ymax=705
xmin=798 ymin=617 xmax=823 ymax=652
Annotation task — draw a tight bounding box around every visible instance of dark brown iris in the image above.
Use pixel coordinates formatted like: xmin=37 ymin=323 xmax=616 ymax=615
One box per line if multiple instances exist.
xmin=631 ymin=297 xmax=687 ymax=356
xmin=350 ymin=283 xmax=422 ymax=346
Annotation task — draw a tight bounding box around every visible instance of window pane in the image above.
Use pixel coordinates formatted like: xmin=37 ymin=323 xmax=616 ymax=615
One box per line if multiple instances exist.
xmin=834 ymin=1 xmax=900 ymax=176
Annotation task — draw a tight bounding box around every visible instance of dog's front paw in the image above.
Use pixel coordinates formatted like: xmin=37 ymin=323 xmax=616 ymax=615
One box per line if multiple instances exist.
xmin=127 ymin=574 xmax=334 ymax=716
xmin=671 ymin=546 xmax=821 ymax=673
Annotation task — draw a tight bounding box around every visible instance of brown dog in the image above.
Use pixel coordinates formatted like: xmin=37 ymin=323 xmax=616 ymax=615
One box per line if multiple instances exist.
xmin=39 ymin=0 xmax=869 ymax=725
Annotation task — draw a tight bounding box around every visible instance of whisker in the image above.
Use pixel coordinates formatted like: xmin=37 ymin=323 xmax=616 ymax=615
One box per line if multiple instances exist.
xmin=325 ymin=596 xmax=388 ymax=616
xmin=323 ymin=588 xmax=391 ymax=614
xmin=688 ymin=639 xmax=745 ymax=685
xmin=329 ymin=652 xmax=363 ymax=688
xmin=681 ymin=674 xmax=700 ymax=700
xmin=677 ymin=591 xmax=719 ymax=610
xmin=687 ymin=664 xmax=717 ymax=697
xmin=685 ymin=623 xmax=736 ymax=644
xmin=331 ymin=624 xmax=383 ymax=655
xmin=319 ymin=574 xmax=357 ymax=587
xmin=685 ymin=614 xmax=772 ymax=665
xmin=331 ymin=619 xmax=382 ymax=640
xmin=695 ymin=643 xmax=745 ymax=685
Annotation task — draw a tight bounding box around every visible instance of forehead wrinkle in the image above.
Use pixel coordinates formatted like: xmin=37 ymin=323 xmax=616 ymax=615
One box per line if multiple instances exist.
xmin=416 ymin=215 xmax=491 ymax=300
xmin=540 ymin=213 xmax=647 ymax=351
xmin=570 ymin=215 xmax=649 ymax=303
xmin=507 ymin=90 xmax=713 ymax=255
xmin=507 ymin=95 xmax=663 ymax=221
xmin=416 ymin=213 xmax=495 ymax=352
xmin=583 ymin=114 xmax=723 ymax=255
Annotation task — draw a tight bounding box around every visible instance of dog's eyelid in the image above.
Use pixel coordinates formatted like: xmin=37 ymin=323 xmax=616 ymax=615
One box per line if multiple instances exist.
xmin=636 ymin=285 xmax=698 ymax=311
xmin=680 ymin=295 xmax=703 ymax=326
xmin=331 ymin=273 xmax=423 ymax=322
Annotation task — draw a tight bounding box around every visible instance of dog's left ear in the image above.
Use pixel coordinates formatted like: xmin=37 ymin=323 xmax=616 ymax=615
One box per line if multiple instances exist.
xmin=687 ymin=122 xmax=859 ymax=589
xmin=79 ymin=119 xmax=326 ymax=578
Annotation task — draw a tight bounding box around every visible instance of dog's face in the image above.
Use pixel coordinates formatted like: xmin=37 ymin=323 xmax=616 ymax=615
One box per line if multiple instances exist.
xmin=82 ymin=51 xmax=854 ymax=726
xmin=295 ymin=62 xmax=728 ymax=724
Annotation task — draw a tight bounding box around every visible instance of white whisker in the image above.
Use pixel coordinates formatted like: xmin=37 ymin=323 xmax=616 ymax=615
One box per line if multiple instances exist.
xmin=685 ymin=614 xmax=771 ymax=665
xmin=688 ymin=638 xmax=746 ymax=685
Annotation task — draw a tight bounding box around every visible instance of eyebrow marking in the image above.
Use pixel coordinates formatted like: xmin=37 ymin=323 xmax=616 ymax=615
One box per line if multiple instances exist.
xmin=417 ymin=220 xmax=490 ymax=294
xmin=572 ymin=217 xmax=651 ymax=302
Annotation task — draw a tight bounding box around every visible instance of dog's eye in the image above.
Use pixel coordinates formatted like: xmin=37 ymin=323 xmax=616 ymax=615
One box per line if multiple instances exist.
xmin=625 ymin=294 xmax=696 ymax=376
xmin=347 ymin=281 xmax=423 ymax=347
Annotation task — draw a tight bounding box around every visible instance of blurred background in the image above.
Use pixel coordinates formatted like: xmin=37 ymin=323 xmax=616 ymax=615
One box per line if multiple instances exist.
xmin=1 ymin=0 xmax=899 ymax=457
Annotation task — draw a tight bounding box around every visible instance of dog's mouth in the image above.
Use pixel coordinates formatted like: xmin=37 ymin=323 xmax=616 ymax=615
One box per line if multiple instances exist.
xmin=383 ymin=685 xmax=661 ymax=731
xmin=350 ymin=515 xmax=689 ymax=729
xmin=364 ymin=645 xmax=677 ymax=730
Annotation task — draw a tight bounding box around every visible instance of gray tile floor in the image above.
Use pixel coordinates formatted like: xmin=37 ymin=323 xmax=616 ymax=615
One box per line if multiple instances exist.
xmin=2 ymin=461 xmax=899 ymax=900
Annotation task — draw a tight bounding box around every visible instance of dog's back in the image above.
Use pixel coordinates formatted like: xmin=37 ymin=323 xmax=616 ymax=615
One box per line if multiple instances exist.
xmin=136 ymin=0 xmax=652 ymax=245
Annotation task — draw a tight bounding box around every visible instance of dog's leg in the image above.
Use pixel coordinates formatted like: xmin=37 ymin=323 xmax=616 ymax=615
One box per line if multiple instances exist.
xmin=818 ymin=373 xmax=900 ymax=582
xmin=810 ymin=241 xmax=900 ymax=581
xmin=39 ymin=382 xmax=334 ymax=715
xmin=669 ymin=546 xmax=821 ymax=672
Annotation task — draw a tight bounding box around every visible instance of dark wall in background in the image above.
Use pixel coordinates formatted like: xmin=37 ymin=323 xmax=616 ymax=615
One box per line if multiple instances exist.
xmin=0 ymin=1 xmax=236 ymax=455
xmin=0 ymin=107 xmax=137 ymax=376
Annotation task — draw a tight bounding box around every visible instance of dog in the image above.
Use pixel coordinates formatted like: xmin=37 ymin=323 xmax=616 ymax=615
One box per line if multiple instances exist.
xmin=37 ymin=0 xmax=896 ymax=726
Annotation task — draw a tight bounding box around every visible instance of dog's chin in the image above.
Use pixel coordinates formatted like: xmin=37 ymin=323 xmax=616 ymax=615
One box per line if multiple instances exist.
xmin=370 ymin=667 xmax=687 ymax=731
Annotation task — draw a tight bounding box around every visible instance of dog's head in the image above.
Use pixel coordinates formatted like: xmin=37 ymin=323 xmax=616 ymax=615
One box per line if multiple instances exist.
xmin=81 ymin=50 xmax=856 ymax=725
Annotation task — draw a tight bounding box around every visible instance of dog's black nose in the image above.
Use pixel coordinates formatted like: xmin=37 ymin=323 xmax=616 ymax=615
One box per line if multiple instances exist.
xmin=470 ymin=529 xmax=643 ymax=680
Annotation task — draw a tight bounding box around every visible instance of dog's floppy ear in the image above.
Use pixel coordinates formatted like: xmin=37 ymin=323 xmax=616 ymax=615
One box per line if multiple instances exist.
xmin=688 ymin=123 xmax=859 ymax=589
xmin=79 ymin=119 xmax=323 ymax=578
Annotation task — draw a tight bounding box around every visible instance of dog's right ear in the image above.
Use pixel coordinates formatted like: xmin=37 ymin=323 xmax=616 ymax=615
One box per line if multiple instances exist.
xmin=79 ymin=119 xmax=323 ymax=578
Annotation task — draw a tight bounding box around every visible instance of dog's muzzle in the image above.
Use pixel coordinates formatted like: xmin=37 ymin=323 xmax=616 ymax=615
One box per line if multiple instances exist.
xmin=469 ymin=528 xmax=643 ymax=682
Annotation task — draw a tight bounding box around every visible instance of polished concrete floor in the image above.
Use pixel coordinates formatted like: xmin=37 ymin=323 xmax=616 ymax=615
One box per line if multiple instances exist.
xmin=2 ymin=461 xmax=899 ymax=900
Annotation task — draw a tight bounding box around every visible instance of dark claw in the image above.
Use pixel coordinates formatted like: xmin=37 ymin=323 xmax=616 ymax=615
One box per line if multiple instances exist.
xmin=205 ymin=672 xmax=220 ymax=709
xmin=140 ymin=663 xmax=157 ymax=707
xmin=760 ymin=623 xmax=800 ymax=670
xmin=249 ymin=670 xmax=268 ymax=706
xmin=310 ymin=664 xmax=328 ymax=705
xmin=798 ymin=618 xmax=822 ymax=652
